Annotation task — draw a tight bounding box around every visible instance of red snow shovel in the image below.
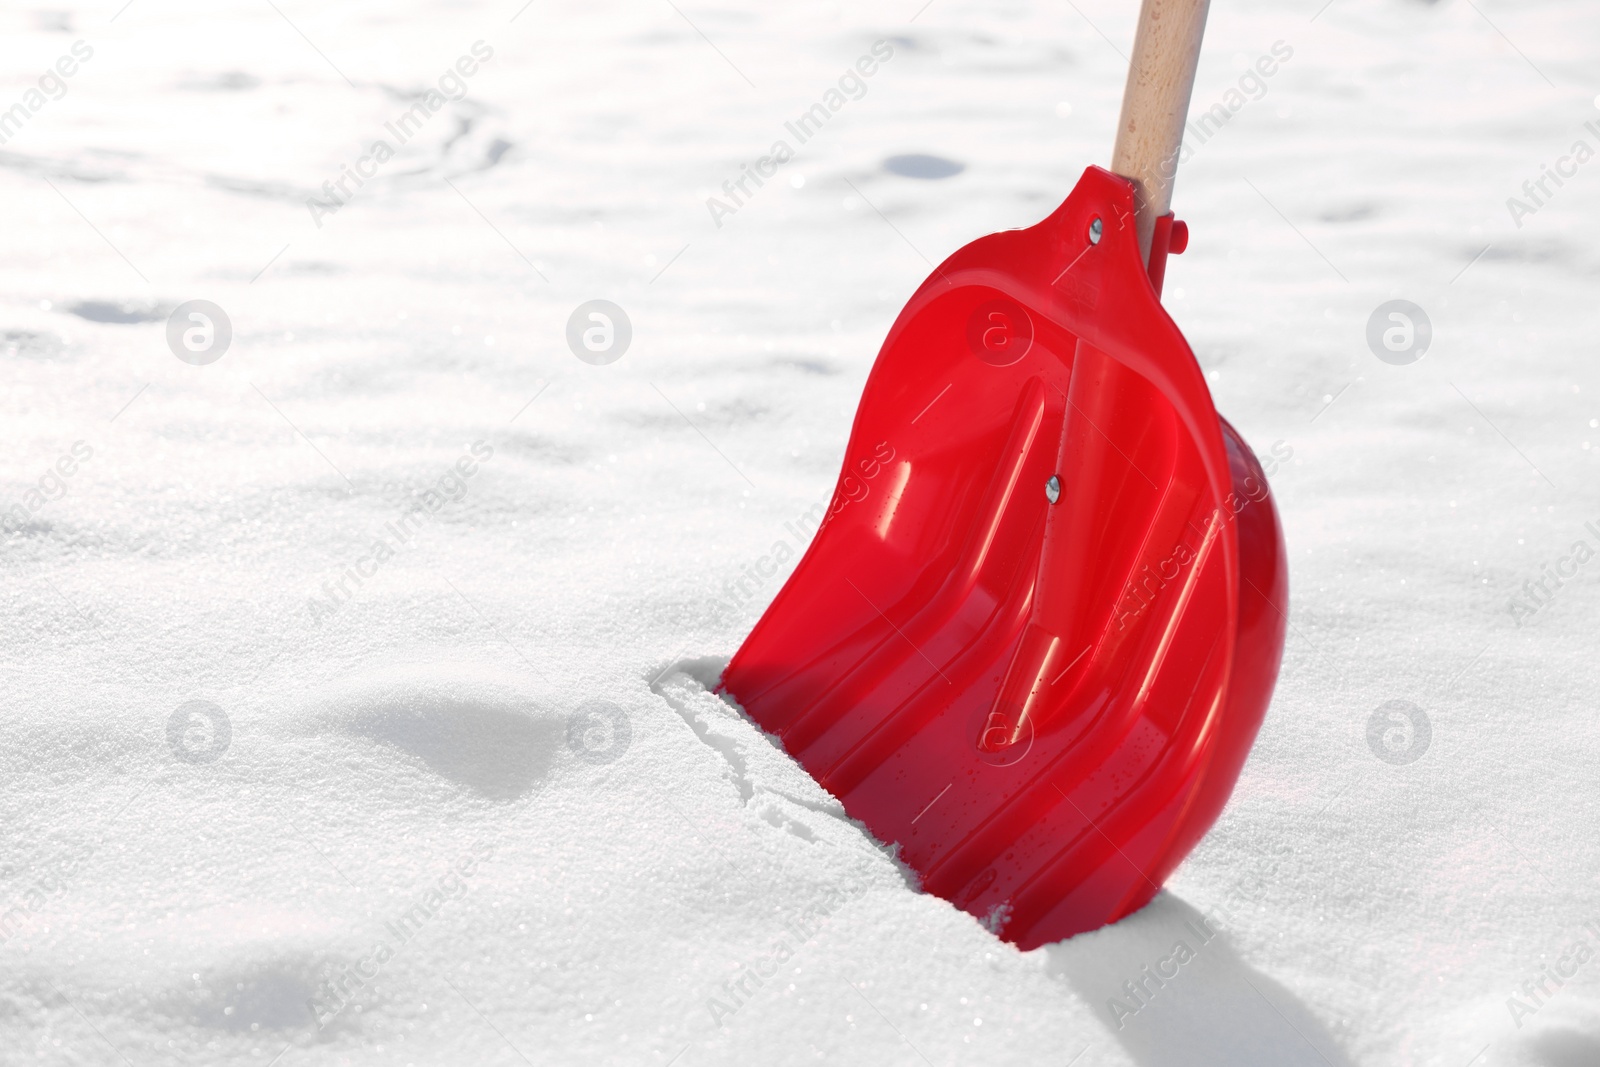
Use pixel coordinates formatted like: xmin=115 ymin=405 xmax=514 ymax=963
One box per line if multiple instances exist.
xmin=721 ymin=0 xmax=1286 ymax=950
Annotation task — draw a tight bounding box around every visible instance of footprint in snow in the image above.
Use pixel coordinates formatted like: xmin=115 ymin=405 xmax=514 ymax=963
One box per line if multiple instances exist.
xmin=313 ymin=663 xmax=564 ymax=801
xmin=1499 ymin=1006 xmax=1600 ymax=1067
xmin=1525 ymin=1028 xmax=1600 ymax=1067
xmin=882 ymin=152 xmax=966 ymax=180
xmin=179 ymin=953 xmax=329 ymax=1034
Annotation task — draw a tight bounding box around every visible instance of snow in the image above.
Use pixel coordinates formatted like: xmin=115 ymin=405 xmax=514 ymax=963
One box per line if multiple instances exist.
xmin=3 ymin=0 xmax=1598 ymax=1063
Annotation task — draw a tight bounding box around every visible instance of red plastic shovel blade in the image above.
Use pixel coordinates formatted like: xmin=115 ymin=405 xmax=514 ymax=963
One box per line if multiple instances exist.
xmin=721 ymin=166 xmax=1287 ymax=949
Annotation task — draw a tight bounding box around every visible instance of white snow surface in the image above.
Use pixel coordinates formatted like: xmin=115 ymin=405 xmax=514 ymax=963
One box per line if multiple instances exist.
xmin=3 ymin=0 xmax=1599 ymax=1064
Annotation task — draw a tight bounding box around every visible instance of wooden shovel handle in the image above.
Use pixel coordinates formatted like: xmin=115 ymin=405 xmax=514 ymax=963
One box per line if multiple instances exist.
xmin=1110 ymin=0 xmax=1211 ymax=263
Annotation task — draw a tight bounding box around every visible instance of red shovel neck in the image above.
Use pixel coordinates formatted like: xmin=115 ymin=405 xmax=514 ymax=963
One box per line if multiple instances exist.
xmin=884 ymin=166 xmax=1239 ymax=645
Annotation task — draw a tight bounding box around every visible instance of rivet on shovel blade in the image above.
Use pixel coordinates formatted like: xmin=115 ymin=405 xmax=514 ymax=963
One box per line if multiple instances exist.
xmin=1045 ymin=475 xmax=1061 ymax=504
xmin=1088 ymin=217 xmax=1103 ymax=245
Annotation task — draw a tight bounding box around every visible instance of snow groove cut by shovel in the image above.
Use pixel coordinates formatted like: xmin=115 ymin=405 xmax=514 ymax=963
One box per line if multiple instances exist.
xmin=652 ymin=666 xmax=919 ymax=887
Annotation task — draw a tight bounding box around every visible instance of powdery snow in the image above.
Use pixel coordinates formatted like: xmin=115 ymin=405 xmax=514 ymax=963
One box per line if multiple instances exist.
xmin=2 ymin=0 xmax=1599 ymax=1064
